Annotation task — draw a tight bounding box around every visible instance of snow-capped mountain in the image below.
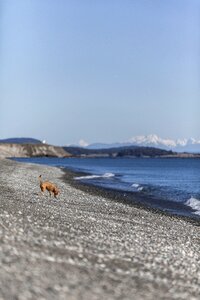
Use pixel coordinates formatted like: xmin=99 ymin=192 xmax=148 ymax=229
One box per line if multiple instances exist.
xmin=80 ymin=134 xmax=200 ymax=153
xmin=127 ymin=135 xmax=200 ymax=152
xmin=128 ymin=134 xmax=177 ymax=148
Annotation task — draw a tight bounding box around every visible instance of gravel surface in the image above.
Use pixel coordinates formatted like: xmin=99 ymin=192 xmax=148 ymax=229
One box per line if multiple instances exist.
xmin=0 ymin=158 xmax=200 ymax=300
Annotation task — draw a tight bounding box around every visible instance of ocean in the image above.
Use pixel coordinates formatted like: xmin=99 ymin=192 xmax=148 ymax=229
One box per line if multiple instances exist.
xmin=13 ymin=157 xmax=200 ymax=219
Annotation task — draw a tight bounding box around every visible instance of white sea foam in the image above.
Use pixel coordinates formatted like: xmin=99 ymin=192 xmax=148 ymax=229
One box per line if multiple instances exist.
xmin=132 ymin=183 xmax=139 ymax=188
xmin=185 ymin=197 xmax=200 ymax=215
xmin=131 ymin=183 xmax=143 ymax=192
xmin=137 ymin=186 xmax=144 ymax=191
xmin=103 ymin=172 xmax=115 ymax=178
xmin=75 ymin=172 xmax=115 ymax=180
xmin=75 ymin=175 xmax=101 ymax=180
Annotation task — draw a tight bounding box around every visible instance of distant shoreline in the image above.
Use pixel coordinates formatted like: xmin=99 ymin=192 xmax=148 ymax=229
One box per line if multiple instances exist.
xmin=1 ymin=142 xmax=200 ymax=159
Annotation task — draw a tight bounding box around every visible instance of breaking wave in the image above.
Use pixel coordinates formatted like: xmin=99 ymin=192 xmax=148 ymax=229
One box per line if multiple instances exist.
xmin=131 ymin=183 xmax=144 ymax=192
xmin=75 ymin=172 xmax=115 ymax=180
xmin=185 ymin=197 xmax=200 ymax=215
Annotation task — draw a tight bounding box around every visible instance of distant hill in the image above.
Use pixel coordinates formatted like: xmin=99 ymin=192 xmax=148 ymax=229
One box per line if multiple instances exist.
xmin=0 ymin=143 xmax=71 ymax=158
xmin=64 ymin=145 xmax=175 ymax=158
xmin=0 ymin=138 xmax=42 ymax=144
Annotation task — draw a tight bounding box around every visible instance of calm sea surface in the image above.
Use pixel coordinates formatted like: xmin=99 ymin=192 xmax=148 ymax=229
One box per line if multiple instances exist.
xmin=13 ymin=157 xmax=200 ymax=219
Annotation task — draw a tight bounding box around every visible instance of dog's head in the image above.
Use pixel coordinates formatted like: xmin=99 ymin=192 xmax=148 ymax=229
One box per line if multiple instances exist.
xmin=53 ymin=187 xmax=59 ymax=196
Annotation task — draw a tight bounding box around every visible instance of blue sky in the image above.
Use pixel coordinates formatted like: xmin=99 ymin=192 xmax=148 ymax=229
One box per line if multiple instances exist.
xmin=1 ymin=0 xmax=199 ymax=145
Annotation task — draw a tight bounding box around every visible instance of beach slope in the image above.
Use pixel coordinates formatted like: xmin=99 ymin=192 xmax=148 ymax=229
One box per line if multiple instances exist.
xmin=0 ymin=159 xmax=200 ymax=300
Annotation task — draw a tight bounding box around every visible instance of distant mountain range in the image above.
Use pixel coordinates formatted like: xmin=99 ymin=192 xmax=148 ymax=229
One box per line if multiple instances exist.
xmin=1 ymin=135 xmax=200 ymax=154
xmin=79 ymin=134 xmax=200 ymax=153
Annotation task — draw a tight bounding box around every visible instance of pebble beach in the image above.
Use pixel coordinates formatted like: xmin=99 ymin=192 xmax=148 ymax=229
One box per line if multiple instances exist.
xmin=0 ymin=158 xmax=200 ymax=300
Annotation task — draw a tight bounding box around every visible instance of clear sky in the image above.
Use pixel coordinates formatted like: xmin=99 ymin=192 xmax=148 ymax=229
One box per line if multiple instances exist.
xmin=0 ymin=0 xmax=200 ymax=145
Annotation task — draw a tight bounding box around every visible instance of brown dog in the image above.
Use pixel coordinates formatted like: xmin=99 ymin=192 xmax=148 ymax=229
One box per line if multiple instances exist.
xmin=39 ymin=175 xmax=59 ymax=198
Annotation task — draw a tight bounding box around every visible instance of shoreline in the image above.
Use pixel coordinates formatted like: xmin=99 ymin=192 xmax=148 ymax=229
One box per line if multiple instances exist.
xmin=1 ymin=158 xmax=200 ymax=299
xmin=61 ymin=167 xmax=200 ymax=226
xmin=12 ymin=156 xmax=200 ymax=224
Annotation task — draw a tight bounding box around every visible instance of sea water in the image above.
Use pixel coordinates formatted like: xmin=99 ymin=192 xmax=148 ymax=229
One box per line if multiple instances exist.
xmin=13 ymin=157 xmax=200 ymax=219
